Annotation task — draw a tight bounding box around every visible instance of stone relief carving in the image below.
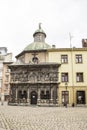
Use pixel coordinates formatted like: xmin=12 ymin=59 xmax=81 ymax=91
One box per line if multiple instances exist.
xmin=11 ymin=67 xmax=58 ymax=82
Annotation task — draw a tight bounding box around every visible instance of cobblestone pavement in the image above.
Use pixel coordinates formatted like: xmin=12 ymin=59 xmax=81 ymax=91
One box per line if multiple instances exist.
xmin=0 ymin=105 xmax=87 ymax=130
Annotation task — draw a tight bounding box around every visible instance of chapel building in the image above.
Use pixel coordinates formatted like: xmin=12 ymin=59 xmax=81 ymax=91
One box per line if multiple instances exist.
xmin=8 ymin=24 xmax=87 ymax=106
xmin=8 ymin=24 xmax=60 ymax=106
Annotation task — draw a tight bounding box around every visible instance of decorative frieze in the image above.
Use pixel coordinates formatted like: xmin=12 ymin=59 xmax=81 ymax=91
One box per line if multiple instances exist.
xmin=10 ymin=66 xmax=58 ymax=83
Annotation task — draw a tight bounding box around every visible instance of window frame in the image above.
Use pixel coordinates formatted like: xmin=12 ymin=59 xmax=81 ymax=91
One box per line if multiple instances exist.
xmin=76 ymin=72 xmax=83 ymax=82
xmin=75 ymin=54 xmax=82 ymax=63
xmin=61 ymin=55 xmax=68 ymax=64
xmin=5 ymin=75 xmax=9 ymax=82
xmin=40 ymin=90 xmax=50 ymax=99
xmin=62 ymin=91 xmax=69 ymax=104
xmin=61 ymin=73 xmax=68 ymax=82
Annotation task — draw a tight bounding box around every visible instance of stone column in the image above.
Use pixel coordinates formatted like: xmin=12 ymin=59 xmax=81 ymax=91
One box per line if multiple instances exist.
xmin=54 ymin=86 xmax=58 ymax=105
xmin=50 ymin=87 xmax=53 ymax=104
xmin=37 ymin=87 xmax=41 ymax=105
xmin=27 ymin=87 xmax=30 ymax=104
xmin=51 ymin=88 xmax=53 ymax=99
xmin=15 ymin=87 xmax=18 ymax=103
xmin=56 ymin=86 xmax=58 ymax=104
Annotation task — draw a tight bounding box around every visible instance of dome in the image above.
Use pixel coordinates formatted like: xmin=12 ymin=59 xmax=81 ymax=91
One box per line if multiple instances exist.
xmin=33 ymin=23 xmax=46 ymax=37
xmin=16 ymin=24 xmax=52 ymax=58
xmin=24 ymin=23 xmax=51 ymax=51
xmin=24 ymin=42 xmax=51 ymax=51
xmin=33 ymin=28 xmax=46 ymax=37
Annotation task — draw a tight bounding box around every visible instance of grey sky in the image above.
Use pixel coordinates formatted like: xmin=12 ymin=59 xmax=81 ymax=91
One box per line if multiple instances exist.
xmin=0 ymin=0 xmax=87 ymax=59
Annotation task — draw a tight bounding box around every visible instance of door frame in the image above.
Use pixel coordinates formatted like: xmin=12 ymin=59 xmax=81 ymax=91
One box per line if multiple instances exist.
xmin=30 ymin=91 xmax=37 ymax=105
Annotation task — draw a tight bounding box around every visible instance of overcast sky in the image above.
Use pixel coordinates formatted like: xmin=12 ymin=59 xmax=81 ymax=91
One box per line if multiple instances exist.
xmin=0 ymin=0 xmax=87 ymax=59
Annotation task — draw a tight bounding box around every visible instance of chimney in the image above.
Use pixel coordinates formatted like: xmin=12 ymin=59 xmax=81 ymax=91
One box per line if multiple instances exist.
xmin=52 ymin=45 xmax=56 ymax=48
xmin=82 ymin=39 xmax=87 ymax=47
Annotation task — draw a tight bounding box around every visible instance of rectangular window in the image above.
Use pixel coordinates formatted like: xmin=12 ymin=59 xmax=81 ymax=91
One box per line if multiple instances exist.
xmin=40 ymin=90 xmax=50 ymax=99
xmin=5 ymin=84 xmax=8 ymax=90
xmin=61 ymin=73 xmax=68 ymax=82
xmin=61 ymin=55 xmax=68 ymax=63
xmin=76 ymin=73 xmax=83 ymax=82
xmin=76 ymin=55 xmax=82 ymax=63
xmin=62 ymin=91 xmax=69 ymax=104
xmin=5 ymin=75 xmax=9 ymax=82
xmin=77 ymin=91 xmax=85 ymax=104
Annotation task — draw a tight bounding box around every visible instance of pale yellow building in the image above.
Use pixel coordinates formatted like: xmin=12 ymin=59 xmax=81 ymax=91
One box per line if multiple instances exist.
xmin=48 ymin=47 xmax=87 ymax=106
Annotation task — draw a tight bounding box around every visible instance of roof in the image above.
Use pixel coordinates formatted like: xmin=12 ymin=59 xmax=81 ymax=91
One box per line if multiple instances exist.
xmin=9 ymin=61 xmax=60 ymax=67
xmin=33 ymin=28 xmax=46 ymax=37
xmin=16 ymin=24 xmax=51 ymax=58
xmin=33 ymin=23 xmax=46 ymax=37
xmin=9 ymin=60 xmax=24 ymax=65
xmin=48 ymin=47 xmax=87 ymax=52
xmin=24 ymin=42 xmax=51 ymax=51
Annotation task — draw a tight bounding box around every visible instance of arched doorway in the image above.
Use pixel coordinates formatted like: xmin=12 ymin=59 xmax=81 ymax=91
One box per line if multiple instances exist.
xmin=31 ymin=91 xmax=37 ymax=105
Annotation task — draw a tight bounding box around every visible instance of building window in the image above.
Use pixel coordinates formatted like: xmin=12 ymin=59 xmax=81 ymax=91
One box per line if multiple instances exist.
xmin=5 ymin=84 xmax=8 ymax=90
xmin=77 ymin=91 xmax=85 ymax=104
xmin=76 ymin=55 xmax=82 ymax=63
xmin=5 ymin=75 xmax=9 ymax=82
xmin=62 ymin=91 xmax=69 ymax=104
xmin=32 ymin=57 xmax=38 ymax=64
xmin=61 ymin=73 xmax=68 ymax=82
xmin=61 ymin=55 xmax=68 ymax=63
xmin=40 ymin=90 xmax=50 ymax=99
xmin=46 ymin=91 xmax=50 ymax=99
xmin=76 ymin=73 xmax=83 ymax=82
xmin=6 ymin=68 xmax=10 ymax=73
xmin=40 ymin=90 xmax=44 ymax=99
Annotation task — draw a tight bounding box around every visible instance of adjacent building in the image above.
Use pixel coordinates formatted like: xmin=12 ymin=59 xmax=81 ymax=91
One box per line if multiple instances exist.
xmin=8 ymin=24 xmax=87 ymax=106
xmin=0 ymin=47 xmax=12 ymax=102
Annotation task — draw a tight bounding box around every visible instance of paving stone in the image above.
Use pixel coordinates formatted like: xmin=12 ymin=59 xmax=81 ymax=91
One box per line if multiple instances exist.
xmin=0 ymin=105 xmax=87 ymax=130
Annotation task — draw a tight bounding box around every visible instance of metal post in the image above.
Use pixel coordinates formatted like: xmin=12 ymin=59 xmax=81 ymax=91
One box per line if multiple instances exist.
xmin=65 ymin=82 xmax=68 ymax=108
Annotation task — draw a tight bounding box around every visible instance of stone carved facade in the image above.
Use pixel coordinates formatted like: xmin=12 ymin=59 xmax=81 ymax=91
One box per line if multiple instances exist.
xmin=9 ymin=64 xmax=59 ymax=106
xmin=11 ymin=66 xmax=58 ymax=83
xmin=8 ymin=24 xmax=60 ymax=106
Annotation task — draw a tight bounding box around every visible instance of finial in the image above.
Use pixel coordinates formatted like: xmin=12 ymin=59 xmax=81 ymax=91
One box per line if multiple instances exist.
xmin=39 ymin=23 xmax=42 ymax=29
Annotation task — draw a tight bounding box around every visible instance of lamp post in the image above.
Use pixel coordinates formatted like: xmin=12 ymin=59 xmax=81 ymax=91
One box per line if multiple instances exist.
xmin=65 ymin=82 xmax=68 ymax=107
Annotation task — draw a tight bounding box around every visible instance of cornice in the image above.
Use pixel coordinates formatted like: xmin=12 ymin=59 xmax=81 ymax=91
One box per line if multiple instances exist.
xmin=47 ymin=47 xmax=87 ymax=52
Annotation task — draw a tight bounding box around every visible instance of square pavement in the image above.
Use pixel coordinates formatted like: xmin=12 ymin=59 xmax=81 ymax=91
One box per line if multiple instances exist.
xmin=0 ymin=103 xmax=87 ymax=130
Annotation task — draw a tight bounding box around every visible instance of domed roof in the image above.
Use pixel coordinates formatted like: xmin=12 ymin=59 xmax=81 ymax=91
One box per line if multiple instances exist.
xmin=33 ymin=29 xmax=46 ymax=37
xmin=33 ymin=23 xmax=46 ymax=37
xmin=24 ymin=42 xmax=51 ymax=51
xmin=16 ymin=24 xmax=52 ymax=58
xmin=24 ymin=23 xmax=51 ymax=51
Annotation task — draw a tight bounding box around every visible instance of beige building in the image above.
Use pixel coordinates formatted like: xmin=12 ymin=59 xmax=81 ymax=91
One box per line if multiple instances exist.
xmin=8 ymin=24 xmax=87 ymax=106
xmin=0 ymin=47 xmax=12 ymax=103
xmin=2 ymin=61 xmax=13 ymax=101
xmin=48 ymin=46 xmax=87 ymax=106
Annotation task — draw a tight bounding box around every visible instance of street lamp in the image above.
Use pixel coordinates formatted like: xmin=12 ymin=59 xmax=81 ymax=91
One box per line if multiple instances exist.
xmin=65 ymin=82 xmax=68 ymax=107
